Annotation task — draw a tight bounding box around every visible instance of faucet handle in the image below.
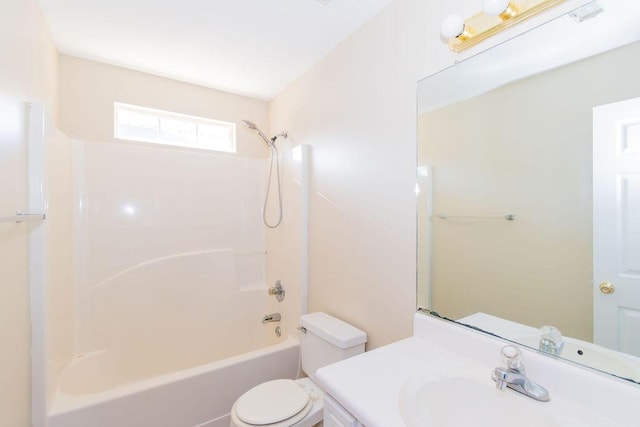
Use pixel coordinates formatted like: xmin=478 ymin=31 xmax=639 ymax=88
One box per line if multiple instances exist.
xmin=539 ymin=325 xmax=564 ymax=356
xmin=501 ymin=345 xmax=526 ymax=375
xmin=268 ymin=280 xmax=285 ymax=302
xmin=493 ymin=367 xmax=508 ymax=390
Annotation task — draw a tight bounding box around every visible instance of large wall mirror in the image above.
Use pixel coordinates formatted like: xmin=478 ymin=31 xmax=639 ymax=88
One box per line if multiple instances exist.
xmin=417 ymin=0 xmax=640 ymax=383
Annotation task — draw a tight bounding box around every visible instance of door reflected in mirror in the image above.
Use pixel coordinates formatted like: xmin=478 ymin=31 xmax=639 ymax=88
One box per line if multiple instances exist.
xmin=417 ymin=2 xmax=640 ymax=383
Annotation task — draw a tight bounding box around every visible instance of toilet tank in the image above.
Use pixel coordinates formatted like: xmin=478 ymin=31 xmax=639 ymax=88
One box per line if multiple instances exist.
xmin=299 ymin=312 xmax=367 ymax=380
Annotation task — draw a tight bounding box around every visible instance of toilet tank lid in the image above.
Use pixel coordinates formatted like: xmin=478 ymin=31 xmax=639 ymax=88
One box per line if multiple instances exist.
xmin=300 ymin=312 xmax=367 ymax=349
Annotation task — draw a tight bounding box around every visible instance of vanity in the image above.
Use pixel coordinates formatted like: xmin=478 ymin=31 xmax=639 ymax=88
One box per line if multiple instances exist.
xmin=318 ymin=0 xmax=640 ymax=425
xmin=317 ymin=313 xmax=640 ymax=426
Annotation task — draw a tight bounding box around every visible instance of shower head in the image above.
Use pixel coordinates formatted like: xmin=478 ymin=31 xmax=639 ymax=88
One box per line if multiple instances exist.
xmin=241 ymin=120 xmax=259 ymax=131
xmin=241 ymin=120 xmax=272 ymax=147
xmin=241 ymin=120 xmax=288 ymax=147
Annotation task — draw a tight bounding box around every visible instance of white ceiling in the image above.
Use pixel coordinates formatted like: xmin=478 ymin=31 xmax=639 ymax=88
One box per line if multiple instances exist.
xmin=37 ymin=0 xmax=392 ymax=100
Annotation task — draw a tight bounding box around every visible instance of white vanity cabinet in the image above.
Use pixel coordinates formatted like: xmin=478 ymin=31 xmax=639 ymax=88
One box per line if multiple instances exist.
xmin=323 ymin=394 xmax=364 ymax=427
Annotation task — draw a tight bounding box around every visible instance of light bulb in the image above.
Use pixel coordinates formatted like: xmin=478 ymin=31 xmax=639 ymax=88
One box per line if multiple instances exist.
xmin=483 ymin=0 xmax=510 ymax=16
xmin=440 ymin=14 xmax=465 ymax=40
xmin=483 ymin=0 xmax=518 ymax=19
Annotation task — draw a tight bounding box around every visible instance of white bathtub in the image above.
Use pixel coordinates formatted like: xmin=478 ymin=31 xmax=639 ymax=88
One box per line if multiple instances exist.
xmin=48 ymin=335 xmax=299 ymax=427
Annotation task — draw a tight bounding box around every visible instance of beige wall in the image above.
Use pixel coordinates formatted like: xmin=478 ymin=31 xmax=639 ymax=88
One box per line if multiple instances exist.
xmin=269 ymin=0 xmax=434 ymax=349
xmin=58 ymin=56 xmax=270 ymax=158
xmin=0 ymin=1 xmax=59 ymax=426
xmin=419 ymin=42 xmax=640 ymax=341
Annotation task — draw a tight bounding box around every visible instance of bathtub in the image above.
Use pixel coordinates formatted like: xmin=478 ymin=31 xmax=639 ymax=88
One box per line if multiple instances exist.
xmin=48 ymin=335 xmax=299 ymax=427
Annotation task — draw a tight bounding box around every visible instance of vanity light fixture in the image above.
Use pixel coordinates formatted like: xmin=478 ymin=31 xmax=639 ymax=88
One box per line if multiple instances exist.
xmin=441 ymin=0 xmax=568 ymax=52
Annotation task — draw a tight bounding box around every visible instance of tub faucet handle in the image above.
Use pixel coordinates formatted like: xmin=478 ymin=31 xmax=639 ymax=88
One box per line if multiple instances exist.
xmin=268 ymin=280 xmax=285 ymax=302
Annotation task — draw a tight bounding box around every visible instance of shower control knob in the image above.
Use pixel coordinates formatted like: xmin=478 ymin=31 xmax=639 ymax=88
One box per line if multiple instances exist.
xmin=268 ymin=280 xmax=285 ymax=302
xmin=599 ymin=282 xmax=615 ymax=294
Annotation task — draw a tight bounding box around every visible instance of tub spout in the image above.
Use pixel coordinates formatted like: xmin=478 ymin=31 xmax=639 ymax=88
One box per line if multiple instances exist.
xmin=262 ymin=313 xmax=281 ymax=323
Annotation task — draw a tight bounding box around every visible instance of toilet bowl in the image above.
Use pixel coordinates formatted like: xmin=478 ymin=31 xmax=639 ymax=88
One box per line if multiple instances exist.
xmin=229 ymin=312 xmax=367 ymax=427
xmin=230 ymin=378 xmax=322 ymax=427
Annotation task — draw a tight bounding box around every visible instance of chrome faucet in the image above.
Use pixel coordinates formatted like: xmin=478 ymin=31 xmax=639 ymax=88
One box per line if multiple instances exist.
xmin=492 ymin=345 xmax=550 ymax=402
xmin=262 ymin=313 xmax=281 ymax=323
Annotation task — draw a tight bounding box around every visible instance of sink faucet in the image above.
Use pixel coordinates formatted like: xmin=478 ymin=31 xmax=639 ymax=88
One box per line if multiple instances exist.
xmin=492 ymin=345 xmax=550 ymax=402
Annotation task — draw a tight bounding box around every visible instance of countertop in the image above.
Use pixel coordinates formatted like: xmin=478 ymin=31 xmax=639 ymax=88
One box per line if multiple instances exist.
xmin=315 ymin=313 xmax=640 ymax=427
xmin=316 ymin=336 xmax=489 ymax=427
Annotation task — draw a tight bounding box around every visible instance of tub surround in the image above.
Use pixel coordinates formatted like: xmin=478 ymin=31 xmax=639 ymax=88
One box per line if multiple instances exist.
xmin=315 ymin=313 xmax=640 ymax=427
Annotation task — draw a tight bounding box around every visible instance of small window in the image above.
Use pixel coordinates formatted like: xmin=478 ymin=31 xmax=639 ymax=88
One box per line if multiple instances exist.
xmin=114 ymin=103 xmax=236 ymax=153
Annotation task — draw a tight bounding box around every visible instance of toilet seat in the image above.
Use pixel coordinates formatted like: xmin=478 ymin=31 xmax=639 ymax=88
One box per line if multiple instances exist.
xmin=232 ymin=379 xmax=313 ymax=427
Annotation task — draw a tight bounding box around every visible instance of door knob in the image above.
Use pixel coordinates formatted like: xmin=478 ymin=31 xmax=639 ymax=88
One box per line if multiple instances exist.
xmin=599 ymin=282 xmax=615 ymax=294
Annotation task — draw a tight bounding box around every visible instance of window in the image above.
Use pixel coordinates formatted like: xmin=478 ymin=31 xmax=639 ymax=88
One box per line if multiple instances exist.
xmin=114 ymin=102 xmax=236 ymax=153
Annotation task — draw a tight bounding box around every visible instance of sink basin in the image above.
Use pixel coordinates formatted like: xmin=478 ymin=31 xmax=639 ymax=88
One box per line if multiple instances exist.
xmin=512 ymin=335 xmax=640 ymax=382
xmin=399 ymin=375 xmax=560 ymax=427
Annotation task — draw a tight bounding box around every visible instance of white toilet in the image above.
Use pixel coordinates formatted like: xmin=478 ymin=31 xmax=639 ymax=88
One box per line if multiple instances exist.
xmin=230 ymin=312 xmax=367 ymax=427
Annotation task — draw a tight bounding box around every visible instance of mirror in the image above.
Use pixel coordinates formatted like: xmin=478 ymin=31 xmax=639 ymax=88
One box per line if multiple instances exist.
xmin=417 ymin=1 xmax=640 ymax=383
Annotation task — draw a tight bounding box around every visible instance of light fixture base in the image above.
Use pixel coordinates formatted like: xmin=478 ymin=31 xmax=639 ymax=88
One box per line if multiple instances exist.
xmin=498 ymin=3 xmax=519 ymax=20
xmin=448 ymin=0 xmax=568 ymax=53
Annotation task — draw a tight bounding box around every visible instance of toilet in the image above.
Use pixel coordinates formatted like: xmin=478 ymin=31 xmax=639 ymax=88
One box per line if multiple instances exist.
xmin=230 ymin=312 xmax=367 ymax=427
